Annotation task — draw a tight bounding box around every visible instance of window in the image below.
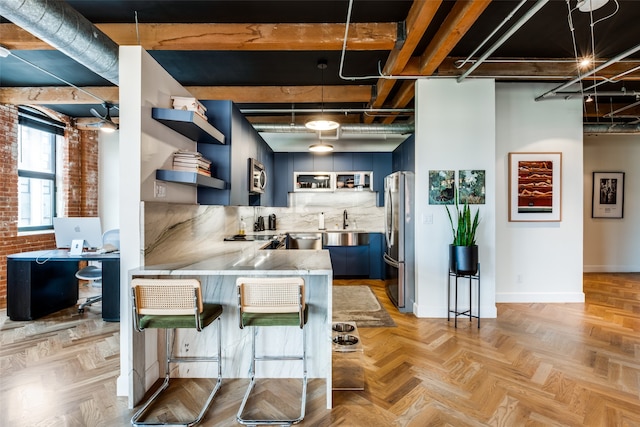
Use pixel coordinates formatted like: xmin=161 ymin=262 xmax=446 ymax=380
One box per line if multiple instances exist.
xmin=17 ymin=108 xmax=65 ymax=232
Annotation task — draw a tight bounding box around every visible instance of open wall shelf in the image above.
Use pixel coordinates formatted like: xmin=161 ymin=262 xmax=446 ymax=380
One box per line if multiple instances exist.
xmin=156 ymin=169 xmax=226 ymax=189
xmin=152 ymin=108 xmax=225 ymax=145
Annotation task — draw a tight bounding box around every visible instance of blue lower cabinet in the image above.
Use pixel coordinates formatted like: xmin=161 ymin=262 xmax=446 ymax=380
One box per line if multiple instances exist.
xmin=327 ymin=247 xmax=347 ymax=276
xmin=346 ymin=246 xmax=369 ymax=277
xmin=368 ymin=233 xmax=383 ymax=279
xmin=326 ymin=245 xmax=370 ymax=278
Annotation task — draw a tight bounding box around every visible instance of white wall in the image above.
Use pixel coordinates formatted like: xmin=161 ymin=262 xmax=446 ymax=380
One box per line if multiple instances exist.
xmin=117 ymin=46 xmax=201 ymax=398
xmin=495 ymin=83 xmax=584 ymax=302
xmin=98 ymin=131 xmax=119 ymax=231
xmin=584 ymin=134 xmax=640 ymax=272
xmin=414 ymin=78 xmax=497 ymax=318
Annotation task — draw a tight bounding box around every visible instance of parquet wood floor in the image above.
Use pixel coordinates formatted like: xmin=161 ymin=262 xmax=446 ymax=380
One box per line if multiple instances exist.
xmin=1 ymin=273 xmax=638 ymax=426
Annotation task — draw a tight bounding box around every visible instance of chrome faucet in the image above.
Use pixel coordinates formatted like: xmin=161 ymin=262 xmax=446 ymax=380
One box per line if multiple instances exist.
xmin=343 ymin=210 xmax=348 ymax=229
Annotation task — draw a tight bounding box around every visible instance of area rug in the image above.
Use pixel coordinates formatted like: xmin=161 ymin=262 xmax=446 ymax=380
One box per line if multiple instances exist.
xmin=332 ymin=285 xmax=396 ymax=328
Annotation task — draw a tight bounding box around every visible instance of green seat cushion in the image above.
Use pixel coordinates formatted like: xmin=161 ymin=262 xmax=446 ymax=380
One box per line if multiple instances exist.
xmin=241 ymin=305 xmax=308 ymax=327
xmin=139 ymin=303 xmax=223 ymax=329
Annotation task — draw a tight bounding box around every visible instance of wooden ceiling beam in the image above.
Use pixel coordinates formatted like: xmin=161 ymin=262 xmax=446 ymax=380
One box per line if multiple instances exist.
xmin=187 ymin=85 xmax=372 ymax=103
xmin=436 ymin=57 xmax=640 ymax=80
xmin=0 ymin=85 xmax=371 ymax=105
xmin=418 ymin=0 xmax=492 ymax=76
xmin=369 ymin=0 xmax=443 ymax=119
xmin=0 ymin=86 xmax=119 ymax=104
xmin=0 ymin=22 xmax=397 ymax=51
xmin=377 ymin=0 xmax=492 ymax=124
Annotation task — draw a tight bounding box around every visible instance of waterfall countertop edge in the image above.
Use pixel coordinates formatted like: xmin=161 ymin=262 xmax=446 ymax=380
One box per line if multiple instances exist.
xmin=130 ymin=243 xmax=333 ymax=275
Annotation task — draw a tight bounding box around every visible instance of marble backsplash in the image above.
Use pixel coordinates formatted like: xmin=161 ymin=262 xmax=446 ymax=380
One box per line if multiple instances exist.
xmin=143 ymin=191 xmax=384 ymax=265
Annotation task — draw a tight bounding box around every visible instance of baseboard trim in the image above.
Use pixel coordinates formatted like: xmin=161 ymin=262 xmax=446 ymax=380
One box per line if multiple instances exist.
xmin=496 ymin=292 xmax=585 ymax=303
xmin=413 ymin=303 xmax=497 ymax=319
xmin=583 ymin=265 xmax=640 ymax=273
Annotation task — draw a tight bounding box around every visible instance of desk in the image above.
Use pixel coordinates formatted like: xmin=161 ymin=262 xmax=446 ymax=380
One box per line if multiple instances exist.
xmin=7 ymin=250 xmax=120 ymax=322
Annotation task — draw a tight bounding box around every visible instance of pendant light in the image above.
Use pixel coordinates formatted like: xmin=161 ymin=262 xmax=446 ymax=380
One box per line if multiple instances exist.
xmin=305 ymin=59 xmax=339 ymax=132
xmin=309 ymin=142 xmax=334 ymax=152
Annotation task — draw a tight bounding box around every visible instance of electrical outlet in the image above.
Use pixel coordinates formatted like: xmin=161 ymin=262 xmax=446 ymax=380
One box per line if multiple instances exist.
xmin=422 ymin=213 xmax=433 ymax=224
xmin=517 ymin=274 xmax=523 ymax=284
xmin=154 ymin=181 xmax=166 ymax=198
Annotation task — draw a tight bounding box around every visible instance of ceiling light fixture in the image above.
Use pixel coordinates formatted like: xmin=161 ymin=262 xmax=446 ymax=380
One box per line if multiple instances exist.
xmin=579 ymin=57 xmax=592 ymax=68
xmin=308 ymin=142 xmax=334 ymax=153
xmin=577 ymin=0 xmax=609 ymax=12
xmin=586 ymin=94 xmax=593 ymax=102
xmin=305 ymin=59 xmax=339 ymax=132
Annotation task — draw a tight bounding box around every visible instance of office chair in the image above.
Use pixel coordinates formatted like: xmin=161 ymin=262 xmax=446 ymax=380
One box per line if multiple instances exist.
xmin=76 ymin=228 xmax=119 ymax=313
xmin=236 ymin=276 xmax=308 ymax=426
xmin=130 ymin=278 xmax=223 ymax=427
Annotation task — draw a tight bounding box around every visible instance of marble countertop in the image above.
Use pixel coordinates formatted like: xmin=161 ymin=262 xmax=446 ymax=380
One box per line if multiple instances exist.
xmin=132 ymin=240 xmax=332 ymax=276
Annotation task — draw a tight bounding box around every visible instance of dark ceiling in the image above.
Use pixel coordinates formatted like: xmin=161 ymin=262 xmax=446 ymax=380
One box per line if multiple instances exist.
xmin=1 ymin=0 xmax=639 ymax=132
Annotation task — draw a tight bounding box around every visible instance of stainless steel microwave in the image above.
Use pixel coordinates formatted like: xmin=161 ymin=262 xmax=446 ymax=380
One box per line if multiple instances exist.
xmin=249 ymin=158 xmax=266 ymax=193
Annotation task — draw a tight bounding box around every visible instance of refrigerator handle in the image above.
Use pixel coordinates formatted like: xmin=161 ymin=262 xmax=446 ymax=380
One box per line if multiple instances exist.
xmin=384 ymin=185 xmax=394 ymax=249
xmin=383 ymin=253 xmax=399 ymax=268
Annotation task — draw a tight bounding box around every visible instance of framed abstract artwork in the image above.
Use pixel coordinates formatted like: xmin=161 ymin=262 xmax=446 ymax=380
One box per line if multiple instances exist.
xmin=592 ymin=172 xmax=624 ymax=218
xmin=428 ymin=170 xmax=455 ymax=205
xmin=508 ymin=152 xmax=562 ymax=222
xmin=458 ymin=170 xmax=485 ymax=204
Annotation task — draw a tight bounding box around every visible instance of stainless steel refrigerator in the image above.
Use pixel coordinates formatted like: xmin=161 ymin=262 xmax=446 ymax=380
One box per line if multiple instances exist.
xmin=383 ymin=171 xmax=415 ymax=312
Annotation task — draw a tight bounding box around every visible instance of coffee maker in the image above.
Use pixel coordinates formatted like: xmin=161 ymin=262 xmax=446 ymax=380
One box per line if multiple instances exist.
xmin=268 ymin=214 xmax=277 ymax=230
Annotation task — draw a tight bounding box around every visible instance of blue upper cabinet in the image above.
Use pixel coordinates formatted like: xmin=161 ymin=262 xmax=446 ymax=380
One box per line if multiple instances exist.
xmin=313 ymin=153 xmax=333 ymax=171
xmin=197 ymin=100 xmax=274 ymax=206
xmin=293 ymin=152 xmax=313 ymax=172
xmin=333 ymin=152 xmax=353 ymax=170
xmin=373 ymin=153 xmax=392 ymax=205
xmin=353 ymin=152 xmax=373 ymax=171
xmin=392 ymin=134 xmax=415 ymax=173
xmin=273 ymin=153 xmax=293 ymax=207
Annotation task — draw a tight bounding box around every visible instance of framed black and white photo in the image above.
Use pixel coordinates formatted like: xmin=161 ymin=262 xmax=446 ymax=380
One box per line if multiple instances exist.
xmin=592 ymin=172 xmax=624 ymax=218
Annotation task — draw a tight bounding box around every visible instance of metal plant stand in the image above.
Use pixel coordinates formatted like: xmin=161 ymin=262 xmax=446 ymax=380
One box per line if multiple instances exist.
xmin=447 ymin=263 xmax=480 ymax=328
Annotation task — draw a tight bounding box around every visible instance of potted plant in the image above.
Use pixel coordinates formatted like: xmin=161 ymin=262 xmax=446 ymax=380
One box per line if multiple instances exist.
xmin=446 ymin=187 xmax=480 ymax=275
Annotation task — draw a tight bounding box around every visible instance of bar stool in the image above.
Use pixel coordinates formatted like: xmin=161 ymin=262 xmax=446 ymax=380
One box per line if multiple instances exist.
xmin=130 ymin=278 xmax=223 ymax=427
xmin=236 ymin=276 xmax=308 ymax=426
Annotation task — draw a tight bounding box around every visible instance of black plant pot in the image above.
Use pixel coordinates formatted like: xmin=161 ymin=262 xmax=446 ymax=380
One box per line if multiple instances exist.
xmin=449 ymin=244 xmax=479 ymax=275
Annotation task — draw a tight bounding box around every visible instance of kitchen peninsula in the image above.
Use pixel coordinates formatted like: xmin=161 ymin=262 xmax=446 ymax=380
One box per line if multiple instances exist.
xmin=128 ymin=241 xmax=333 ymax=409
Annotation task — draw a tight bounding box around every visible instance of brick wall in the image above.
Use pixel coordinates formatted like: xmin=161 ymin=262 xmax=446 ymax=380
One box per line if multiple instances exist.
xmin=0 ymin=105 xmax=99 ymax=309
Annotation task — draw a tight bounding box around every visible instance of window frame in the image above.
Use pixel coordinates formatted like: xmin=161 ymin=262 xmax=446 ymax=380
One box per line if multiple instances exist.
xmin=17 ymin=109 xmax=65 ymax=233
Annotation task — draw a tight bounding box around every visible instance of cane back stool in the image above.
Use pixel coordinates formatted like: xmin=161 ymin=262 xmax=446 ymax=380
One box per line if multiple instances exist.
xmin=130 ymin=278 xmax=223 ymax=427
xmin=236 ymin=276 xmax=308 ymax=426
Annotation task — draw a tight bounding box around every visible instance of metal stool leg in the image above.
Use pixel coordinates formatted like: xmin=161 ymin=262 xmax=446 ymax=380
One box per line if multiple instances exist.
xmin=236 ymin=325 xmax=307 ymax=426
xmin=131 ymin=317 xmax=223 ymax=427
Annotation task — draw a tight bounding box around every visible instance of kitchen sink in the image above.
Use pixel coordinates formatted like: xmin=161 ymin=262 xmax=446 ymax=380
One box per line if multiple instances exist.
xmin=322 ymin=231 xmax=369 ymax=247
xmin=288 ymin=233 xmax=323 ymax=250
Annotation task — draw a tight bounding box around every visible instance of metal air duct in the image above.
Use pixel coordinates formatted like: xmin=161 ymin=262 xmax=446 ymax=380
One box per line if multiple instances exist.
xmin=583 ymin=123 xmax=640 ymax=134
xmin=252 ymin=123 xmax=414 ymax=134
xmin=0 ymin=0 xmax=119 ymax=85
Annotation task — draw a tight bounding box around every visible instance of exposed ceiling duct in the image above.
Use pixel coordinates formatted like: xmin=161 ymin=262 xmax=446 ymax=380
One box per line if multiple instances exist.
xmin=252 ymin=123 xmax=414 ymax=134
xmin=0 ymin=0 xmax=119 ymax=85
xmin=583 ymin=123 xmax=640 ymax=134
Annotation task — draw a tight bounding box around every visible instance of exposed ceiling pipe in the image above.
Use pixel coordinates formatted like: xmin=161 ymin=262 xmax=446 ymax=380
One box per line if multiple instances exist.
xmin=583 ymin=123 xmax=640 ymax=133
xmin=253 ymin=123 xmax=414 ymax=134
xmin=455 ymin=0 xmax=529 ymax=70
xmin=457 ymin=0 xmax=550 ymax=82
xmin=536 ymin=42 xmax=640 ymax=101
xmin=241 ymin=108 xmax=414 ymax=114
xmin=556 ymin=90 xmax=640 ymax=99
xmin=0 ymin=0 xmax=119 ymax=85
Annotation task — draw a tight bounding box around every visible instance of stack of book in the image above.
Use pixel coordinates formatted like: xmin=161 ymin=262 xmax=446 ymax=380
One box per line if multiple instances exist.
xmin=171 ymin=96 xmax=207 ymax=121
xmin=172 ymin=150 xmax=212 ymax=176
